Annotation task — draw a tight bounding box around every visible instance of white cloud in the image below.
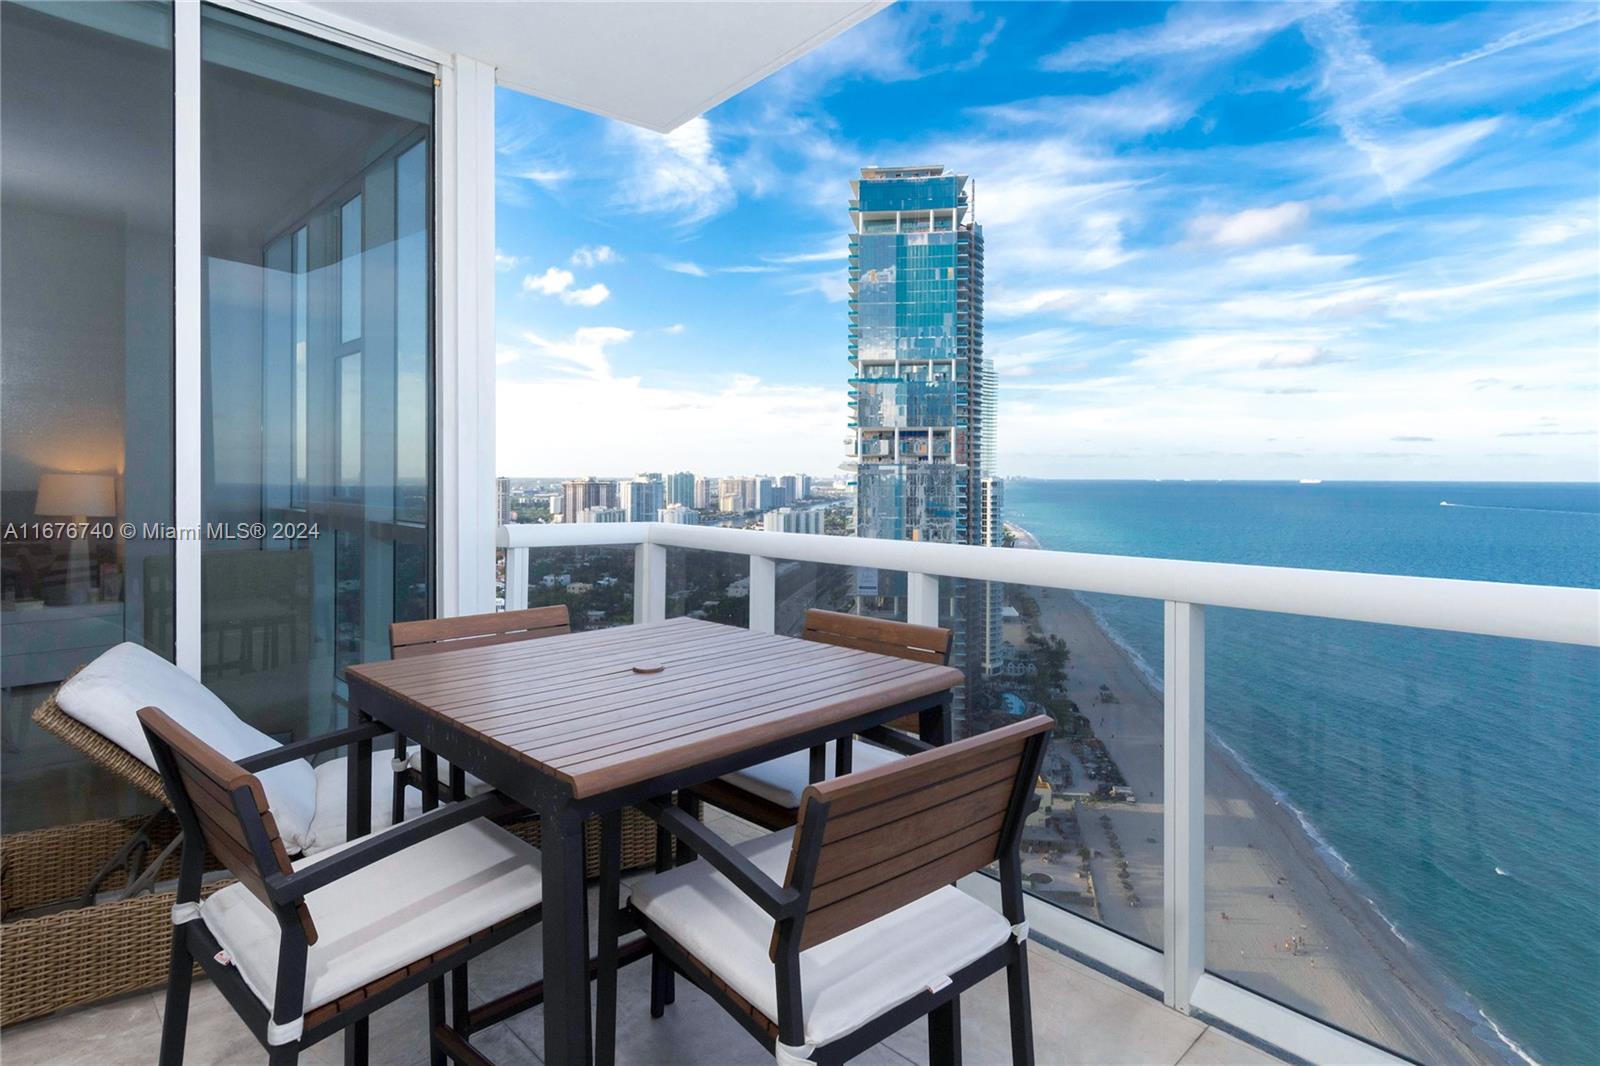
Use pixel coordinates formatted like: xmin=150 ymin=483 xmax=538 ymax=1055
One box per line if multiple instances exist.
xmin=522 ymin=266 xmax=612 ymax=306
xmin=522 ymin=267 xmax=573 ymax=296
xmin=498 ymin=329 xmax=845 ymax=475
xmin=766 ymin=243 xmax=850 ymax=264
xmin=1133 ymin=332 xmax=1345 ymax=375
xmin=494 ymin=250 xmax=522 ymax=273
xmin=662 ymin=260 xmax=708 ymax=278
xmin=989 ymin=286 xmax=1149 ymax=323
xmin=1041 ymin=3 xmax=1305 ymax=72
xmin=1302 ymin=7 xmax=1503 ymax=196
xmin=1222 ymin=244 xmax=1357 ymax=277
xmin=972 ymin=85 xmax=1196 ymax=138
xmin=520 ymin=326 xmax=633 ymax=381
xmin=512 ymin=166 xmax=571 ymax=187
xmin=569 ymin=245 xmax=620 ymax=268
xmin=663 ymin=323 xmax=686 ymax=335
xmin=788 ymin=272 xmax=849 ymax=303
xmin=562 ymin=283 xmax=611 ymax=308
xmin=1189 ymin=202 xmax=1311 ymax=247
xmin=616 ymin=117 xmax=733 ymax=225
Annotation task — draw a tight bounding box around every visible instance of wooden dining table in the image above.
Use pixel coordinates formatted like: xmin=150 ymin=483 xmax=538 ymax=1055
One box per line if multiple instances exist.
xmin=342 ymin=616 xmax=964 ymax=1065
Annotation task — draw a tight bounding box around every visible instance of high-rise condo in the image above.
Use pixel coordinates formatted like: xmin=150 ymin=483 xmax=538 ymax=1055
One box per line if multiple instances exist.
xmin=847 ymin=164 xmax=1001 ymax=692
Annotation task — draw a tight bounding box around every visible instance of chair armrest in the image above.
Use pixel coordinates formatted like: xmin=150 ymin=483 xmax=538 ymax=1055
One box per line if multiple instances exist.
xmin=236 ymin=721 xmax=392 ymax=771
xmin=266 ymin=790 xmax=516 ymax=902
xmin=638 ymin=797 xmax=800 ymax=919
xmin=857 ymin=725 xmax=932 ymax=756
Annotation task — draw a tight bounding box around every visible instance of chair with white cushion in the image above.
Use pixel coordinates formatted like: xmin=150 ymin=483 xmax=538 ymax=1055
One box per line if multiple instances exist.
xmin=140 ymin=706 xmax=543 ymax=1066
xmin=36 ymin=642 xmax=425 ymax=864
xmin=618 ymin=715 xmax=1053 ymax=1066
xmin=692 ymin=609 xmax=953 ymax=829
xmin=385 ymin=605 xmax=572 ymax=819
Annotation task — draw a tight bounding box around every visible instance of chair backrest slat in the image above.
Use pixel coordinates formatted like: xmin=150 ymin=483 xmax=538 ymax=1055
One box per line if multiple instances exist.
xmin=138 ymin=706 xmax=317 ymax=944
xmin=390 ymin=605 xmax=571 ymax=658
xmin=800 ymin=609 xmax=951 ymax=732
xmin=800 ymin=609 xmax=950 ymax=665
xmin=779 ymin=715 xmax=1051 ymax=956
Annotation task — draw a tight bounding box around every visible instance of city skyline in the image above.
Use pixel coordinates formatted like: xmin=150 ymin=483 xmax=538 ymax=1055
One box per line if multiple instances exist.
xmin=494 ymin=1 xmax=1598 ymax=481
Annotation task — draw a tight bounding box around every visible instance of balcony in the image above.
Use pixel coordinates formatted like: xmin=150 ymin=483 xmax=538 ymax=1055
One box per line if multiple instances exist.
xmin=3 ymin=2 xmax=1594 ymax=1065
xmin=486 ymin=520 xmax=1599 ymax=1066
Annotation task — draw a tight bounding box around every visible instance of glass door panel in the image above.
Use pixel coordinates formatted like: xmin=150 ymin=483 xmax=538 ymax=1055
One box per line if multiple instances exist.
xmin=0 ymin=0 xmax=175 ymax=833
xmin=199 ymin=6 xmax=433 ymax=740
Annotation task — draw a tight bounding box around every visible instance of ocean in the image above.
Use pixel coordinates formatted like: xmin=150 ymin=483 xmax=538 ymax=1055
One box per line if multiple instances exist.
xmin=1003 ymin=480 xmax=1600 ymax=1066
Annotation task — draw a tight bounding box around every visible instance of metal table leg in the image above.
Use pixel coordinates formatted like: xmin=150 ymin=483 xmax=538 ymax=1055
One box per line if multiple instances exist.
xmin=541 ymin=798 xmax=593 ymax=1064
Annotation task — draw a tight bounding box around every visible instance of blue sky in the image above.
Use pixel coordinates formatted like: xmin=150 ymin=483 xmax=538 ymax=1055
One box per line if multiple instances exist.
xmin=493 ymin=1 xmax=1599 ymax=481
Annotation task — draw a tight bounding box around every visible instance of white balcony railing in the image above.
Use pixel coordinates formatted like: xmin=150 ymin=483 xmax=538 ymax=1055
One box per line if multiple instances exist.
xmin=499 ymin=520 xmax=1600 ymax=1065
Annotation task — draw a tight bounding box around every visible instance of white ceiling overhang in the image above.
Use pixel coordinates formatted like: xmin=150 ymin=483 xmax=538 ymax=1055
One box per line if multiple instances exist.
xmin=299 ymin=1 xmax=889 ymax=132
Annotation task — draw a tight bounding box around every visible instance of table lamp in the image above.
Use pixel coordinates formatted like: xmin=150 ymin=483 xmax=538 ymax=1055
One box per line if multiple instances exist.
xmin=35 ymin=472 xmax=117 ymax=605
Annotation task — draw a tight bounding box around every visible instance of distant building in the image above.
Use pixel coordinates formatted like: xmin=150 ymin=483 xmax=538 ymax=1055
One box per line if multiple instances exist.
xmin=693 ymin=476 xmax=718 ymax=509
xmin=763 ymin=507 xmax=823 ymax=535
xmin=847 ymin=164 xmax=996 ymax=707
xmin=978 ymin=476 xmax=1005 ymax=674
xmin=775 ymin=474 xmax=814 ymax=507
xmin=561 ymin=477 xmax=616 ymax=523
xmin=665 ymin=471 xmax=696 ymax=508
xmin=658 ymin=503 xmax=699 ymax=525
xmin=576 ymin=506 xmax=625 ymax=523
xmin=496 ymin=476 xmax=513 ymax=524
xmin=619 ymin=475 xmax=665 ymax=522
xmin=540 ymin=492 xmax=564 ymax=517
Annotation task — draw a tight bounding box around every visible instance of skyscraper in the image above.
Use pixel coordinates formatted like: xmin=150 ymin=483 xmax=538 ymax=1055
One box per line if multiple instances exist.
xmin=665 ymin=471 xmax=696 ymax=508
xmin=619 ymin=474 xmax=665 ymax=522
xmin=561 ymin=477 xmax=616 ymax=523
xmin=847 ymin=165 xmax=1000 ymax=694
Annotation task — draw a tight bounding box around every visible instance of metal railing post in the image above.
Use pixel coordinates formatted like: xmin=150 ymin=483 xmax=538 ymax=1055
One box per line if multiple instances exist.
xmin=503 ymin=546 xmax=529 ymax=611
xmin=1162 ymin=601 xmax=1206 ymax=1012
xmin=906 ymin=571 xmax=939 ymax=627
xmin=749 ymin=555 xmax=776 ymax=633
xmin=634 ymin=538 xmax=666 ymax=625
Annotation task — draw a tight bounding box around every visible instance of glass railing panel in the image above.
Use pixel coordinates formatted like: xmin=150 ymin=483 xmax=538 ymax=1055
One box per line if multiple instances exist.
xmin=518 ymin=546 xmax=635 ymax=631
xmin=1200 ymin=609 xmax=1600 ymax=1066
xmin=664 ymin=547 xmax=748 ymax=629
xmin=773 ymin=560 xmax=858 ymax=637
xmin=940 ymin=577 xmax=1164 ymax=950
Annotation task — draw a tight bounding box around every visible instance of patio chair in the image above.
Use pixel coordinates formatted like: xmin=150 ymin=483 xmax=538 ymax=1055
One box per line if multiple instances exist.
xmin=385 ymin=605 xmax=572 ymax=820
xmin=140 ymin=705 xmax=543 ymax=1066
xmin=31 ymin=642 xmax=427 ymax=893
xmin=693 ymin=609 xmax=953 ymax=828
xmin=618 ymin=714 xmax=1052 ymax=1066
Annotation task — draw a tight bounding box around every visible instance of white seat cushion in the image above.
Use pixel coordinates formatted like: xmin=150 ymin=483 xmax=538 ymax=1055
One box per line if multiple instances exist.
xmin=719 ymin=741 xmax=903 ymax=810
xmin=56 ymin=642 xmax=317 ymax=852
xmin=302 ymin=754 xmax=426 ymax=856
xmin=202 ymin=819 xmax=542 ymax=1020
xmin=628 ymin=828 xmax=1010 ymax=1048
xmin=402 ymin=750 xmax=494 ymax=798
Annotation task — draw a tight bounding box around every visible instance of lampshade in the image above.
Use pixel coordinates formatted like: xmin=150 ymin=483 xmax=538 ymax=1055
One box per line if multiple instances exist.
xmin=35 ymin=473 xmax=117 ymax=518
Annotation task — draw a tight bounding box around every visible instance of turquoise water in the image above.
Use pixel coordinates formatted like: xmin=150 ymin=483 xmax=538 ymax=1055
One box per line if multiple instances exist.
xmin=1004 ymin=480 xmax=1600 ymax=1066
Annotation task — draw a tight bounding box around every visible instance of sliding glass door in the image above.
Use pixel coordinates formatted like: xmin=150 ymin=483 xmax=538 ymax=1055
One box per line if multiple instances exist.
xmin=199 ymin=8 xmax=433 ymax=739
xmin=0 ymin=1 xmax=175 ymax=832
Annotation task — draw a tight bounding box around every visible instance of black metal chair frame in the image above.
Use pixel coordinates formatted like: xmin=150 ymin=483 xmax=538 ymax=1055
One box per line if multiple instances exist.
xmin=144 ymin=714 xmax=539 ymax=1066
xmin=607 ymin=725 xmax=1052 ymax=1066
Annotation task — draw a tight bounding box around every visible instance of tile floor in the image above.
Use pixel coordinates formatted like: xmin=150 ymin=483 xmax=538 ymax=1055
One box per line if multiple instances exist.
xmin=0 ymin=811 xmax=1288 ymax=1066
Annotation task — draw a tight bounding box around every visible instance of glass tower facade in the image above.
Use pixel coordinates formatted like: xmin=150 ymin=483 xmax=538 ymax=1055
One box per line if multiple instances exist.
xmin=847 ymin=166 xmax=1001 ymax=694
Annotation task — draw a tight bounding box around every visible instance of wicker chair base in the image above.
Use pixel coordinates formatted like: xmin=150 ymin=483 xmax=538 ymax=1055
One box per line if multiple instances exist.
xmin=0 ymin=809 xmax=659 ymax=1028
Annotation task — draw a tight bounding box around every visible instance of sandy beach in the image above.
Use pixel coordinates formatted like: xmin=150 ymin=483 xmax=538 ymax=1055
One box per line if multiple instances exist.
xmin=1007 ymin=527 xmax=1503 ymax=1065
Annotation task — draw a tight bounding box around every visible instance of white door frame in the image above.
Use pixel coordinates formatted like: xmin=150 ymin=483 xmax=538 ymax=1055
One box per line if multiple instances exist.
xmin=172 ymin=0 xmax=496 ymax=677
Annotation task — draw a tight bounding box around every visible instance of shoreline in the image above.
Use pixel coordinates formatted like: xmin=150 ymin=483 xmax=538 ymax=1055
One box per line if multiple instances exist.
xmin=1004 ymin=522 xmax=1506 ymax=1064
